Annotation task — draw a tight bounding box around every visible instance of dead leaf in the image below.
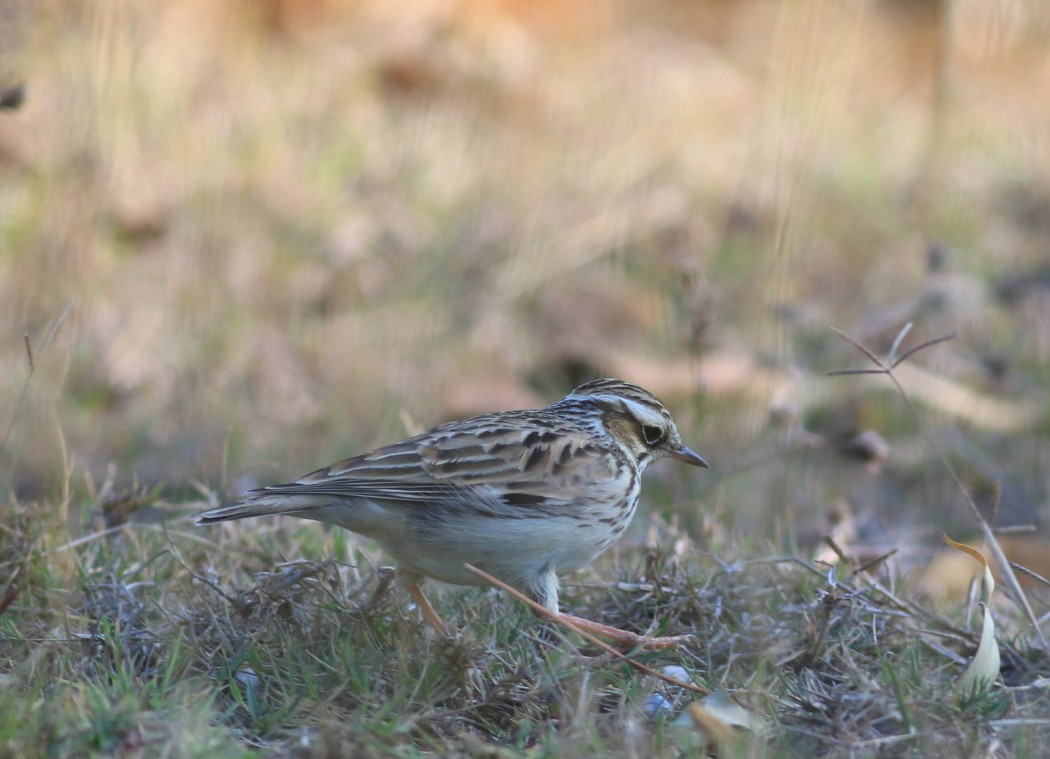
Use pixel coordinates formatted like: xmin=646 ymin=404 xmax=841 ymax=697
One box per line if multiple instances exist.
xmin=945 ymin=536 xmax=1001 ymax=696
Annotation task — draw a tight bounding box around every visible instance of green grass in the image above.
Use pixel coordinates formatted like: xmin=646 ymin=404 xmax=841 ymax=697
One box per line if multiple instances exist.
xmin=1 ymin=493 xmax=1046 ymax=757
xmin=2 ymin=0 xmax=1050 ymax=755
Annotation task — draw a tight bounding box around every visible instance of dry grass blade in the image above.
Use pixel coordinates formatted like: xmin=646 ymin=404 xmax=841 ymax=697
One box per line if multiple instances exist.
xmin=828 ymin=326 xmax=1049 ymax=654
xmin=1010 ymin=562 xmax=1050 ymax=592
xmin=0 ymin=299 xmax=75 ymax=465
xmin=886 ymin=321 xmax=914 ymax=366
xmin=848 ymin=549 xmax=898 ymax=579
xmin=163 ymin=526 xmax=240 ymax=605
xmin=890 ymin=333 xmax=957 ymax=369
xmin=825 ymin=368 xmax=889 ymax=376
xmin=826 ymin=326 xmax=955 ymax=376
xmin=462 ymin=563 xmax=709 ymax=696
xmin=22 ymin=335 xmax=33 ymax=372
xmin=3 ymin=2 xmax=1048 ymax=753
xmin=829 ymin=326 xmax=887 ymax=370
xmin=977 ymin=519 xmax=1048 ymax=649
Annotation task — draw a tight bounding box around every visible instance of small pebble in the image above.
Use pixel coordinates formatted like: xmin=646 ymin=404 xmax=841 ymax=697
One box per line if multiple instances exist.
xmin=661 ymin=665 xmax=693 ymax=684
xmin=642 ymin=693 xmax=676 ymax=719
xmin=234 ymin=667 xmax=260 ymax=689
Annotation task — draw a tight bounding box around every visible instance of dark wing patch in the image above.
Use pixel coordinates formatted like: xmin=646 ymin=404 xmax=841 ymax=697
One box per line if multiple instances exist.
xmin=501 ymin=492 xmax=548 ymax=506
xmin=523 ymin=446 xmax=548 ymax=472
xmin=268 ymin=412 xmax=620 ymax=514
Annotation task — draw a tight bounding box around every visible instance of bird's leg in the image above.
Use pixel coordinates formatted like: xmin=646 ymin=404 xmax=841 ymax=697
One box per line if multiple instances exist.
xmin=554 ymin=612 xmax=690 ymax=651
xmin=397 ymin=570 xmax=447 ymax=635
xmin=408 ymin=583 xmax=447 ymax=635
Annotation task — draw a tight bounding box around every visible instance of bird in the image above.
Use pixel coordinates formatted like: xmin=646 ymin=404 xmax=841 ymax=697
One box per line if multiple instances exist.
xmin=196 ymin=378 xmax=708 ymax=649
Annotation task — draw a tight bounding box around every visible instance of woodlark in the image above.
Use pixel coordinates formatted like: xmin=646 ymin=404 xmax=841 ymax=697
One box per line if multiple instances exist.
xmin=197 ymin=378 xmax=708 ymax=648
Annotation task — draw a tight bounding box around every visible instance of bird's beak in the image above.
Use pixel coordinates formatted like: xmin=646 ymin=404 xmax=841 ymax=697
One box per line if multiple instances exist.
xmin=669 ymin=443 xmax=709 ymax=468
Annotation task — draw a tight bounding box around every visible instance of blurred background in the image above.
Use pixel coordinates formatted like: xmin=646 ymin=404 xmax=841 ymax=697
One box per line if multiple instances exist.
xmin=1 ymin=0 xmax=1048 ymax=563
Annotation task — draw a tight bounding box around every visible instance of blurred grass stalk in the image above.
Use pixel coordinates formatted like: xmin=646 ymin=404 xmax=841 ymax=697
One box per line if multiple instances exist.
xmin=0 ymin=0 xmax=1046 ymax=537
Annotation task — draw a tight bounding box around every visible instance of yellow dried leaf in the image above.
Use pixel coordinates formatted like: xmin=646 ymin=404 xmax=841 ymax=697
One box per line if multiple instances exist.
xmin=676 ymin=689 xmax=766 ymax=747
xmin=945 ymin=535 xmax=1001 ymax=696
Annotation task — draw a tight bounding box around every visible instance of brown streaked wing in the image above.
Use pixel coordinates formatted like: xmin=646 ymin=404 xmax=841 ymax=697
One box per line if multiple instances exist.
xmin=418 ymin=423 xmax=618 ymax=500
xmin=255 ymin=417 xmax=618 ymax=508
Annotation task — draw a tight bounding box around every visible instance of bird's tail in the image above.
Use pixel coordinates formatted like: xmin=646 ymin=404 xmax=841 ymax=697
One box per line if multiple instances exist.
xmin=195 ymin=488 xmax=329 ymax=525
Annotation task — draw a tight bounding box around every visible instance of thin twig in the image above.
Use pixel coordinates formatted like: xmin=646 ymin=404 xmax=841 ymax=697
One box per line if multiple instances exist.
xmin=822 ymin=537 xmax=848 ymax=567
xmin=829 ymin=326 xmax=1049 ymax=652
xmin=849 ymin=549 xmax=898 ymax=579
xmin=1010 ymin=562 xmax=1050 ymax=592
xmin=829 ymin=326 xmax=885 ymax=369
xmin=164 ymin=523 xmax=239 ymax=605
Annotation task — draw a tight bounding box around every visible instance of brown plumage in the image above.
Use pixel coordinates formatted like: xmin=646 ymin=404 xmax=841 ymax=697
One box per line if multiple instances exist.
xmin=197 ymin=378 xmax=708 ymax=648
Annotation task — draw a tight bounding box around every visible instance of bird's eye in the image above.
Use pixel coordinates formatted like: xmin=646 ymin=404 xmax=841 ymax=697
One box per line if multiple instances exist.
xmin=641 ymin=425 xmax=665 ymax=446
